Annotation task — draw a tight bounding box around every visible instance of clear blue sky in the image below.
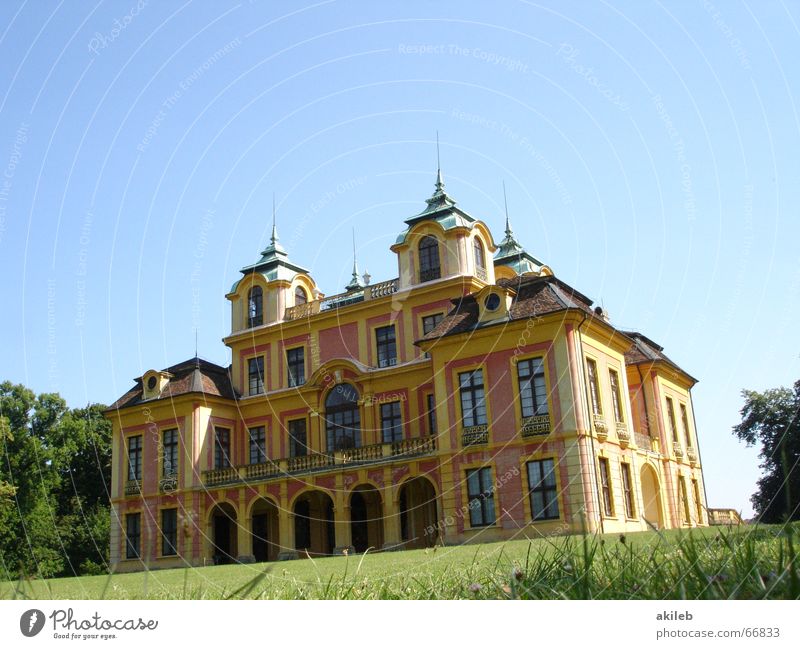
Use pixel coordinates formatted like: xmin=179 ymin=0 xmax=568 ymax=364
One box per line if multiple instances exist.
xmin=1 ymin=1 xmax=798 ymax=518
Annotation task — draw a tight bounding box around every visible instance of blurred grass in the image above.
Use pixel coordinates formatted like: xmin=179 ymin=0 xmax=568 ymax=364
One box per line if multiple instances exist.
xmin=2 ymin=524 xmax=798 ymax=599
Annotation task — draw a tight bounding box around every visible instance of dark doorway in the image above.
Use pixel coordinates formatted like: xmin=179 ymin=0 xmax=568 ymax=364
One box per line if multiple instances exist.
xmin=350 ymin=485 xmax=384 ymax=553
xmin=293 ymin=491 xmax=335 ymax=556
xmin=211 ymin=503 xmax=237 ymax=564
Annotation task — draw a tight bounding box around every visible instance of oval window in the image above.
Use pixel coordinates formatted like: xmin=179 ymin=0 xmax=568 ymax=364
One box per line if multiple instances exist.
xmin=147 ymin=376 xmax=158 ymax=390
xmin=484 ymin=293 xmax=501 ymax=311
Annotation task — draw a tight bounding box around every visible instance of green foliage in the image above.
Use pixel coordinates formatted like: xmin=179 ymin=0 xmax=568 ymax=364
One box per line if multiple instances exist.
xmin=3 ymin=526 xmax=798 ymax=600
xmin=0 ymin=381 xmax=111 ymax=580
xmin=733 ymin=381 xmax=800 ymax=523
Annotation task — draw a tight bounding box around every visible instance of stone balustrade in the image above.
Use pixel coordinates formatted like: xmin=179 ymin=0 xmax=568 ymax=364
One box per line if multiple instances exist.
xmin=521 ymin=414 xmax=551 ymax=437
xmin=202 ymin=435 xmax=437 ymax=487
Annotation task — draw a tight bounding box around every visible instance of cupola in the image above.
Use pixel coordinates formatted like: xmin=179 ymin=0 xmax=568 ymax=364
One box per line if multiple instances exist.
xmin=226 ymin=203 xmax=317 ymax=331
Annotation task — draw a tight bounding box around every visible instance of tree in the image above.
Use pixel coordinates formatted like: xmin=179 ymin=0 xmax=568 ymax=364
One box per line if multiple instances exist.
xmin=0 ymin=381 xmax=111 ymax=579
xmin=733 ymin=380 xmax=800 ymax=523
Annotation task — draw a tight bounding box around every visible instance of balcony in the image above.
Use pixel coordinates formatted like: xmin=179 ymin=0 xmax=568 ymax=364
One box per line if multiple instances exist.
xmin=202 ymin=436 xmax=437 ymax=487
xmin=521 ymin=414 xmax=551 ymax=437
xmin=673 ymin=442 xmax=684 ymax=460
xmin=203 ymin=466 xmax=239 ymax=487
xmin=368 ymin=278 xmax=399 ymax=300
xmin=593 ymin=414 xmax=608 ymax=441
xmin=686 ymin=446 xmax=698 ymax=464
xmin=462 ymin=425 xmax=489 ymax=446
xmin=124 ymin=479 xmax=141 ymax=496
xmin=284 ymin=278 xmax=399 ymax=321
xmin=476 ymin=266 xmax=488 ymax=281
xmin=616 ymin=422 xmax=630 ymax=448
xmin=159 ymin=474 xmax=178 ymax=493
xmin=634 ymin=431 xmax=660 ymax=453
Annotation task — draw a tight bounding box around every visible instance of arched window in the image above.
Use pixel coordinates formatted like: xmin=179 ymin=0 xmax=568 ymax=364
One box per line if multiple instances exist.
xmin=418 ymin=236 xmax=441 ymax=282
xmin=295 ymin=286 xmax=307 ymax=305
xmin=473 ymin=237 xmax=487 ymax=280
xmin=248 ymin=286 xmax=263 ymax=327
xmin=325 ymin=383 xmax=361 ymax=451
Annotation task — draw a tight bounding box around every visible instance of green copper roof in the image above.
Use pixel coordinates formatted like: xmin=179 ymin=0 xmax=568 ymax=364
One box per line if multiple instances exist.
xmin=396 ymin=170 xmax=478 ymax=244
xmin=493 ymin=215 xmax=544 ymax=274
xmin=231 ymin=216 xmax=310 ymax=293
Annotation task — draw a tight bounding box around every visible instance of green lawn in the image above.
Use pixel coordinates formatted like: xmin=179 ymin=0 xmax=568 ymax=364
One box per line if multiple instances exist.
xmin=3 ymin=524 xmax=798 ymax=599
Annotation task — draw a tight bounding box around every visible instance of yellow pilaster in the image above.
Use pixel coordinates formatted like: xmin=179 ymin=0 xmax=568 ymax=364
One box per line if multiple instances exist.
xmin=333 ymin=476 xmax=352 ymax=553
xmin=439 ymin=459 xmax=456 ymax=542
xmin=237 ymin=494 xmax=253 ymax=561
xmin=382 ymin=469 xmax=402 ymax=550
xmin=277 ymin=484 xmax=297 ymax=560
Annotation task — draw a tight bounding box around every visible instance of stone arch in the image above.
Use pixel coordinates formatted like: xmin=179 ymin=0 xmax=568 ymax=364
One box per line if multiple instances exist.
xmin=640 ymin=462 xmax=664 ymax=529
xmin=248 ymin=496 xmax=280 ymax=563
xmin=207 ymin=501 xmax=238 ymax=565
xmin=397 ymin=475 xmax=439 ymax=549
xmin=291 ymin=489 xmax=335 ymax=557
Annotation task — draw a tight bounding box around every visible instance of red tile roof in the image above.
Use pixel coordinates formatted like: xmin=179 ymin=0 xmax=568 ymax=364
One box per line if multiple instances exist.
xmin=107 ymin=357 xmax=238 ymax=411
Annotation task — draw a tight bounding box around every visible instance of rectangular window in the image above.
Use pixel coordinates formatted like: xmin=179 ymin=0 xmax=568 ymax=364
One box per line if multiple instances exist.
xmin=680 ymin=403 xmax=692 ymax=448
xmin=466 ymin=467 xmax=496 ymax=527
xmin=459 ymin=369 xmax=487 ymax=427
xmin=287 ymin=347 xmax=305 ymax=387
xmin=214 ymin=427 xmax=230 ymax=469
xmin=679 ymin=476 xmax=691 ymax=524
xmin=162 ymin=429 xmax=178 ymax=478
xmin=161 ymin=508 xmax=178 ymax=556
xmin=609 ymin=369 xmax=624 ymax=423
xmin=586 ymin=359 xmax=602 ymax=415
xmin=375 ymin=325 xmax=397 ymax=368
xmin=380 ymin=401 xmax=403 ymax=443
xmin=248 ymin=426 xmax=267 ymax=465
xmin=527 ymin=459 xmax=559 ymax=520
xmin=666 ymin=397 xmax=679 ymax=443
xmin=692 ymin=478 xmax=703 ymax=521
xmin=599 ymin=457 xmax=614 ymax=517
xmin=125 ymin=513 xmax=140 ymax=559
xmin=288 ymin=419 xmax=308 ymax=457
xmin=518 ymin=357 xmax=548 ymax=418
xmin=248 ymin=356 xmax=265 ymax=395
xmin=426 ymin=393 xmax=437 ymax=435
xmin=621 ymin=462 xmax=635 ymax=518
xmin=127 ymin=435 xmax=142 ymax=481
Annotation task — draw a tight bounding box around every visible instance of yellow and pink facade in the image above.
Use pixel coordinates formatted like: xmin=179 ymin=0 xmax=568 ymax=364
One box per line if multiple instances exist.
xmin=106 ymin=170 xmax=707 ymax=572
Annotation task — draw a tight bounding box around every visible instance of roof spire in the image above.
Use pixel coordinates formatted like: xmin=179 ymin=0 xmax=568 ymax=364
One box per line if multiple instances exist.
xmin=493 ymin=183 xmax=545 ymax=275
xmin=271 ymin=193 xmax=278 ymax=245
xmin=346 ymin=227 xmax=365 ymax=291
xmin=502 ymin=180 xmax=513 ymax=237
xmin=435 ymin=131 xmax=444 ymax=192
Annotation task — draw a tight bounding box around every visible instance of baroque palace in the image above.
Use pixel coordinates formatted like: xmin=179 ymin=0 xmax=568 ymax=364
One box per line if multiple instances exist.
xmin=106 ymin=169 xmax=707 ymax=571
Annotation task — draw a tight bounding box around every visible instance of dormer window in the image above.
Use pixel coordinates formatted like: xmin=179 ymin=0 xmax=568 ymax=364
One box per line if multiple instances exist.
xmin=142 ymin=370 xmax=170 ymax=399
xmin=418 ymin=236 xmax=441 ymax=282
xmin=295 ymin=286 xmax=307 ymax=306
xmin=248 ymin=286 xmax=263 ymax=328
xmin=476 ymin=285 xmax=514 ymax=323
xmin=473 ymin=238 xmax=487 ymax=281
